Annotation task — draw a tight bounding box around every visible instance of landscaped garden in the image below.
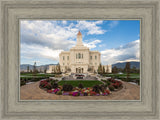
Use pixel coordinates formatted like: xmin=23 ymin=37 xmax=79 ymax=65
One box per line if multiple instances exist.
xmin=39 ymin=78 xmax=123 ymax=96
xmin=58 ymin=80 xmax=103 ymax=87
xmin=101 ymin=73 xmax=140 ymax=85
xmin=20 ymin=73 xmax=56 ymax=86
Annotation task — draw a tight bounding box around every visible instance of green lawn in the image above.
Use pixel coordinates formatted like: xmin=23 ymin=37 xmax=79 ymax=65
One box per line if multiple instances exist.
xmin=20 ymin=73 xmax=55 ymax=79
xmin=103 ymin=73 xmax=140 ymax=79
xmin=58 ymin=80 xmax=104 ymax=87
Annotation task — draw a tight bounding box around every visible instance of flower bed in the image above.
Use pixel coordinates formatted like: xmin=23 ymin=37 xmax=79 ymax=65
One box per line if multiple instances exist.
xmin=39 ymin=79 xmax=111 ymax=96
xmin=108 ymin=78 xmax=123 ymax=90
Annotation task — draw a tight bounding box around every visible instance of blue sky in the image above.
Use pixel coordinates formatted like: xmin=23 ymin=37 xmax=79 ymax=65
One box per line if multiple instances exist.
xmin=20 ymin=20 xmax=140 ymax=66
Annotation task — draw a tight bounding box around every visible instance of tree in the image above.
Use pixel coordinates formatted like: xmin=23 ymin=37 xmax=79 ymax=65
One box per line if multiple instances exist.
xmin=56 ymin=63 xmax=61 ymax=74
xmin=106 ymin=66 xmax=109 ymax=73
xmin=98 ymin=63 xmax=103 ymax=74
xmin=131 ymin=66 xmax=137 ymax=73
xmin=125 ymin=62 xmax=130 ymax=81
xmin=112 ymin=66 xmax=118 ymax=73
xmin=87 ymin=67 xmax=92 ymax=72
xmin=44 ymin=66 xmax=47 ymax=73
xmin=33 ymin=62 xmax=37 ymax=73
xmin=102 ymin=66 xmax=105 ymax=74
xmin=27 ymin=65 xmax=30 ymax=73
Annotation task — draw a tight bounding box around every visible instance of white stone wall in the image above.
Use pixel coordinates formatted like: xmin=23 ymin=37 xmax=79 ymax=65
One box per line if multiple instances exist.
xmin=59 ymin=51 xmax=70 ymax=73
xmin=103 ymin=65 xmax=112 ymax=73
xmin=89 ymin=51 xmax=101 ymax=72
xmin=46 ymin=65 xmax=57 ymax=73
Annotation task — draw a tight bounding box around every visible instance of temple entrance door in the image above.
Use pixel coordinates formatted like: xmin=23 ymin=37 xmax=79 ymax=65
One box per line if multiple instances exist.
xmin=76 ymin=67 xmax=84 ymax=73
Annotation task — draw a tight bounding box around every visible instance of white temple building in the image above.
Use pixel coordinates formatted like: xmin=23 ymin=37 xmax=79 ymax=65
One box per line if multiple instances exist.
xmin=57 ymin=31 xmax=112 ymax=74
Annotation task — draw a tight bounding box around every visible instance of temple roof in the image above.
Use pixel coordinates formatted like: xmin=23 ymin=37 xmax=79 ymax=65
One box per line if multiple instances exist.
xmin=77 ymin=31 xmax=82 ymax=36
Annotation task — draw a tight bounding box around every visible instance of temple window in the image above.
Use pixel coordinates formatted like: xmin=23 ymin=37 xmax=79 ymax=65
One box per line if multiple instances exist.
xmin=67 ymin=56 xmax=69 ymax=60
xmin=90 ymin=56 xmax=92 ymax=60
xmin=95 ymin=55 xmax=97 ymax=60
xmin=63 ymin=56 xmax=65 ymax=60
xmin=78 ymin=53 xmax=81 ymax=59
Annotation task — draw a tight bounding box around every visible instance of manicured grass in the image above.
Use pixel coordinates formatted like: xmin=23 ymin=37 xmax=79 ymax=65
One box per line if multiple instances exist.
xmin=103 ymin=73 xmax=140 ymax=79
xmin=20 ymin=73 xmax=55 ymax=79
xmin=58 ymin=80 xmax=104 ymax=87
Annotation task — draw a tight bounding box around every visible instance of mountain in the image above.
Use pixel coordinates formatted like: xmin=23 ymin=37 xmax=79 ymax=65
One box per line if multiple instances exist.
xmin=112 ymin=62 xmax=140 ymax=69
xmin=20 ymin=64 xmax=57 ymax=72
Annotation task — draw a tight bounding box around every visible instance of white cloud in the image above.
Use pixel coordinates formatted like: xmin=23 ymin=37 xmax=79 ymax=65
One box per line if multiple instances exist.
xmin=84 ymin=40 xmax=101 ymax=49
xmin=21 ymin=43 xmax=64 ymax=62
xmin=76 ymin=21 xmax=106 ymax=35
xmin=101 ymin=40 xmax=140 ymax=65
xmin=21 ymin=20 xmax=77 ymax=51
xmin=62 ymin=20 xmax=67 ymax=25
xmin=108 ymin=21 xmax=119 ymax=28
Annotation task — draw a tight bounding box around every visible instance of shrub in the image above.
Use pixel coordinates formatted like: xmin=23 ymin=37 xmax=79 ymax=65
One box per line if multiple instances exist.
xmin=99 ymin=84 xmax=106 ymax=93
xmin=20 ymin=80 xmax=26 ymax=86
xmin=108 ymin=85 xmax=115 ymax=91
xmin=52 ymin=82 xmax=58 ymax=89
xmin=45 ymin=83 xmax=52 ymax=90
xmin=50 ymin=80 xmax=54 ymax=86
xmin=112 ymin=81 xmax=122 ymax=89
xmin=56 ymin=90 xmax=62 ymax=95
xmin=92 ymin=85 xmax=100 ymax=93
xmin=78 ymin=83 xmax=84 ymax=89
xmin=106 ymin=81 xmax=111 ymax=86
xmin=39 ymin=80 xmax=48 ymax=87
xmin=62 ymin=84 xmax=73 ymax=91
xmin=104 ymin=84 xmax=108 ymax=88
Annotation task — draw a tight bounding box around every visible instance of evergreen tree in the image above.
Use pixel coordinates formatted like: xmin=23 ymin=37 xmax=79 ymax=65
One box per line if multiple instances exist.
xmin=98 ymin=63 xmax=103 ymax=74
xmin=125 ymin=62 xmax=130 ymax=81
xmin=106 ymin=66 xmax=109 ymax=73
xmin=56 ymin=63 xmax=61 ymax=74
xmin=27 ymin=65 xmax=30 ymax=73
xmin=103 ymin=66 xmax=105 ymax=74
xmin=44 ymin=66 xmax=47 ymax=73
xmin=112 ymin=66 xmax=118 ymax=73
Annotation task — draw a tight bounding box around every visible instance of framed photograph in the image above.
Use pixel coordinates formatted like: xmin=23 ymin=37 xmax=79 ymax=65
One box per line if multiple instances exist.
xmin=20 ymin=20 xmax=140 ymax=101
xmin=0 ymin=0 xmax=159 ymax=120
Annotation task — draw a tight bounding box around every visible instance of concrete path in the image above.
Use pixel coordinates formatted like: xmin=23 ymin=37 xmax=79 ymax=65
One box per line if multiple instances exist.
xmin=20 ymin=81 xmax=140 ymax=100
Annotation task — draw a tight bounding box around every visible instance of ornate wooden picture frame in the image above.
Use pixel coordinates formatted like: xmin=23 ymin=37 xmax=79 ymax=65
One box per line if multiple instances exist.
xmin=0 ymin=0 xmax=159 ymax=119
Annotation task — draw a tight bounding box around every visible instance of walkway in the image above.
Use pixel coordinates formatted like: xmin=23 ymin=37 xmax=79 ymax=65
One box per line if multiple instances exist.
xmin=20 ymin=81 xmax=140 ymax=100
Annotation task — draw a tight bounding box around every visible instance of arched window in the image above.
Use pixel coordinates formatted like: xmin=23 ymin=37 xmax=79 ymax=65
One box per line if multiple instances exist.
xmin=78 ymin=53 xmax=81 ymax=59
xmin=95 ymin=55 xmax=97 ymax=60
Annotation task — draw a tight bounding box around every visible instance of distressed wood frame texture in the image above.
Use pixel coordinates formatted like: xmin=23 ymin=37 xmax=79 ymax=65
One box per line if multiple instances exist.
xmin=0 ymin=0 xmax=160 ymax=120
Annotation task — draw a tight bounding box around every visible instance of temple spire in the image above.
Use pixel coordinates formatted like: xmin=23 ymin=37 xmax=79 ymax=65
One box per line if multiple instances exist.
xmin=76 ymin=31 xmax=83 ymax=46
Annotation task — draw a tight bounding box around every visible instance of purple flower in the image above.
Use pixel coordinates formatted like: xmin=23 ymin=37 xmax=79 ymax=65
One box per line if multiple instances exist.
xmin=63 ymin=92 xmax=69 ymax=95
xmin=72 ymin=92 xmax=78 ymax=96
xmin=96 ymin=93 xmax=100 ymax=96
xmin=80 ymin=93 xmax=84 ymax=96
